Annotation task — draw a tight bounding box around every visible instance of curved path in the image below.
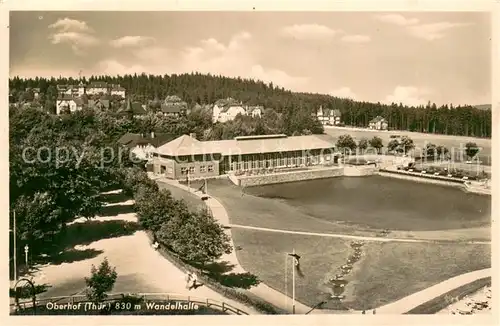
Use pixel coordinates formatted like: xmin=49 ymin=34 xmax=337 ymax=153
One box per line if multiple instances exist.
xmin=27 ymin=191 xmax=260 ymax=315
xmin=158 ymin=177 xmax=492 ymax=315
xmin=228 ymin=224 xmax=491 ymax=245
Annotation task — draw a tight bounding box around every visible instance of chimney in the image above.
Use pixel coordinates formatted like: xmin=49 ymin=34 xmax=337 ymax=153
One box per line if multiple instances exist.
xmin=151 ymin=131 xmax=155 ymax=138
xmin=190 ymin=133 xmax=197 ymax=139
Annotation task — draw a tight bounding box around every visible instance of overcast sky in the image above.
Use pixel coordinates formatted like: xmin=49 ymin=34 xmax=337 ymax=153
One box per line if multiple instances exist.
xmin=9 ymin=11 xmax=491 ymax=106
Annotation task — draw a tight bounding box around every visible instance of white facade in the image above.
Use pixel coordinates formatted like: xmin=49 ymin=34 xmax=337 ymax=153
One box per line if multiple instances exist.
xmin=213 ymin=103 xmax=263 ymax=123
xmin=56 ymin=99 xmax=78 ymax=115
xmin=249 ymin=107 xmax=262 ymax=118
xmin=131 ymin=144 xmax=156 ymax=160
xmin=111 ymin=89 xmax=126 ymax=98
xmin=86 ymin=87 xmax=108 ymax=95
xmin=213 ymin=105 xmax=247 ymax=123
xmin=317 ymin=106 xmax=341 ymax=125
xmin=77 ymin=84 xmax=86 ymax=96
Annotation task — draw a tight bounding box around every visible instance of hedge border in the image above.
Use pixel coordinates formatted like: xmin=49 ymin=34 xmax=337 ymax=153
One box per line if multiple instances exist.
xmin=405 ymin=277 xmax=491 ymax=314
xmin=145 ymin=231 xmax=286 ymax=315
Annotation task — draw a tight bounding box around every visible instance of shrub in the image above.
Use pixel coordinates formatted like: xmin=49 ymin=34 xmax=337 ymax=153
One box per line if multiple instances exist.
xmin=84 ymin=258 xmax=118 ymax=304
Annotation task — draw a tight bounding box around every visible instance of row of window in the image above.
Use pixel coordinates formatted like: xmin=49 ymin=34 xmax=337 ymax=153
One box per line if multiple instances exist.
xmin=180 ymin=165 xmax=214 ymax=175
xmin=230 ymin=155 xmax=331 ymax=170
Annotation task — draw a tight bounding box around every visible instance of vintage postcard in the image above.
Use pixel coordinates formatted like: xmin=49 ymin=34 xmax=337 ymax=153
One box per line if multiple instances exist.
xmin=3 ymin=0 xmax=497 ymax=325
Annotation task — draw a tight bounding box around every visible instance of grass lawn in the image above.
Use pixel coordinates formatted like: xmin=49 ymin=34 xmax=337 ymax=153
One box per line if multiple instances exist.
xmin=343 ymin=242 xmax=491 ymax=310
xmin=231 ymin=229 xmax=352 ymax=307
xmin=231 ymin=229 xmax=491 ymax=311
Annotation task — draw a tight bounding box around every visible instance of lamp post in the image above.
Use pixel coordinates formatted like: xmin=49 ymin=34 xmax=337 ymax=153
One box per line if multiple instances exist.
xmin=24 ymin=245 xmax=29 ymax=269
xmin=13 ymin=210 xmax=17 ymax=282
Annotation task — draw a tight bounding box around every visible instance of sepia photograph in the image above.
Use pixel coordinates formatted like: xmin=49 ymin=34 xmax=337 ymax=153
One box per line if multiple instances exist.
xmin=6 ymin=4 xmax=494 ymax=321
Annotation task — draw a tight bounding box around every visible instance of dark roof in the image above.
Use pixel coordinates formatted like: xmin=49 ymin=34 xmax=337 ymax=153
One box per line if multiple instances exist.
xmin=122 ymin=99 xmax=147 ymax=115
xmin=25 ymin=87 xmax=40 ymax=92
xmin=57 ymin=95 xmax=87 ymax=105
xmin=74 ymin=97 xmax=88 ymax=106
xmin=88 ymin=99 xmax=110 ymax=109
xmin=160 ymin=103 xmax=187 ymax=114
xmin=118 ymin=133 xmax=176 ymax=148
xmin=57 ymin=94 xmax=76 ymax=101
xmin=215 ymin=97 xmax=240 ymax=108
xmin=370 ymin=116 xmax=386 ymax=123
xmin=111 ymin=85 xmax=126 ymax=91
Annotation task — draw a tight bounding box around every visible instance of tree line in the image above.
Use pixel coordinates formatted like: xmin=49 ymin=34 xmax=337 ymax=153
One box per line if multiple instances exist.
xmin=9 ymin=72 xmax=491 ymax=138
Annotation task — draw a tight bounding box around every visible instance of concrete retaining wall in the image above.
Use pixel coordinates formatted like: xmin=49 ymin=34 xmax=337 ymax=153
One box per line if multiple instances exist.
xmin=378 ymin=170 xmax=465 ymax=188
xmin=237 ymin=167 xmax=345 ymax=187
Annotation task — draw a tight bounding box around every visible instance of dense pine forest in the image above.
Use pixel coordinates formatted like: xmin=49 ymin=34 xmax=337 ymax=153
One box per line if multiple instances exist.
xmin=9 ymin=72 xmax=491 ymax=138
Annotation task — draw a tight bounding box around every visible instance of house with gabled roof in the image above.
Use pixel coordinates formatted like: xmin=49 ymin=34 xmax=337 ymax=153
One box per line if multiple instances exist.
xmin=369 ymin=116 xmax=388 ymax=130
xmin=245 ymin=105 xmax=263 ymax=118
xmin=160 ymin=95 xmax=189 ymax=117
xmin=118 ymin=132 xmax=176 ymax=160
xmin=56 ymin=95 xmax=87 ymax=114
xmin=87 ymin=81 xmax=109 ymax=95
xmin=119 ymin=98 xmax=147 ymax=118
xmin=25 ymin=87 xmax=41 ymax=99
xmin=110 ymin=85 xmax=126 ymax=98
xmin=88 ymin=98 xmax=110 ymax=111
xmin=316 ymin=106 xmax=342 ymax=126
xmin=212 ymin=97 xmax=246 ymax=123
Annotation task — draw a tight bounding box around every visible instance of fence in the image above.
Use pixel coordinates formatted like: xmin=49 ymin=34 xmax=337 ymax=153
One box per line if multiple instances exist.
xmin=11 ymin=292 xmax=249 ymax=315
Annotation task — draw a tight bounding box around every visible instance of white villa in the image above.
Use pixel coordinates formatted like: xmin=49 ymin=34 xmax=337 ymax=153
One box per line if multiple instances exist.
xmin=212 ymin=98 xmax=246 ymax=123
xmin=56 ymin=95 xmax=86 ymax=114
xmin=316 ymin=106 xmax=342 ymax=126
xmin=246 ymin=105 xmax=263 ymax=118
xmin=212 ymin=98 xmax=265 ymax=123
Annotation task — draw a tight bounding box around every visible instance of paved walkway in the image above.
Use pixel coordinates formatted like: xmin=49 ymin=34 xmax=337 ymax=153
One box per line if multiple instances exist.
xmin=25 ymin=190 xmax=259 ymax=315
xmin=376 ymin=268 xmax=491 ymax=314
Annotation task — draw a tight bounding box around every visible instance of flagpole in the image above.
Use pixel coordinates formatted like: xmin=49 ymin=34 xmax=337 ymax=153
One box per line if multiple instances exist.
xmin=284 ymin=253 xmax=288 ymax=309
xmin=292 ymin=248 xmax=296 ymax=314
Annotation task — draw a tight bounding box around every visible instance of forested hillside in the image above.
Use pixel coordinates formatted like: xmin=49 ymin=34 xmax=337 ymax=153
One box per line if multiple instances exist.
xmin=9 ymin=72 xmax=491 ymax=138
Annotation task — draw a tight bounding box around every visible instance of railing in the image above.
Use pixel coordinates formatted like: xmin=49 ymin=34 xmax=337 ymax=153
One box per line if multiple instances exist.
xmin=11 ymin=292 xmax=249 ymax=315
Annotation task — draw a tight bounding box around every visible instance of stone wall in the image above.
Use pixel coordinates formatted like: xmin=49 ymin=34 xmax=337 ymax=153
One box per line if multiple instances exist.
xmin=237 ymin=167 xmax=344 ymax=187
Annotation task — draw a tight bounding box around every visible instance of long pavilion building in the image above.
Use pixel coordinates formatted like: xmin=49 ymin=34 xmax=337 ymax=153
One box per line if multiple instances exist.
xmin=152 ymin=133 xmax=337 ymax=180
